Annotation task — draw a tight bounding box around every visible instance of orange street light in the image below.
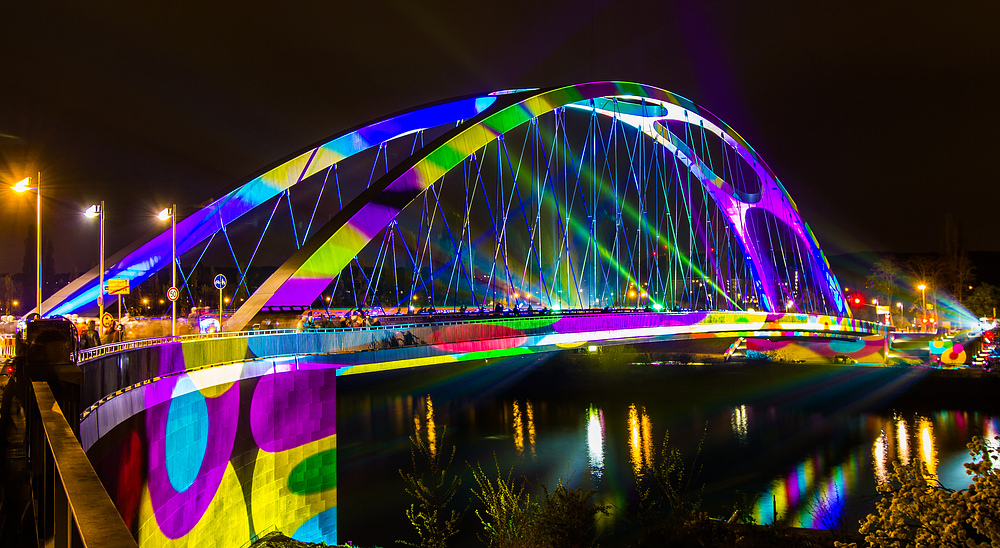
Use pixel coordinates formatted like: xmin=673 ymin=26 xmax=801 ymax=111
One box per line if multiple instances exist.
xmin=85 ymin=202 xmax=105 ymax=320
xmin=12 ymin=175 xmax=42 ymax=316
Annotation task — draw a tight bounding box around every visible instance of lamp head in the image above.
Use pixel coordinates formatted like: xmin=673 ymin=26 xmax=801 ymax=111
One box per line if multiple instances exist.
xmin=11 ymin=177 xmax=31 ymax=193
xmin=918 ymin=284 xmax=926 ymax=291
xmin=157 ymin=207 xmax=172 ymax=221
xmin=84 ymin=204 xmax=100 ymax=218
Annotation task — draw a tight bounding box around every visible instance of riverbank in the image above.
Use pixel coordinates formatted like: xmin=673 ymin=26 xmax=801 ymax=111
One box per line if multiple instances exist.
xmin=250 ymin=522 xmax=865 ymax=548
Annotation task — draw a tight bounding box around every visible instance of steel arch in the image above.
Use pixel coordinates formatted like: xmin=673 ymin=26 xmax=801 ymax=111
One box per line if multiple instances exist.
xmin=226 ymin=81 xmax=848 ymax=330
xmin=43 ymin=95 xmax=497 ymax=317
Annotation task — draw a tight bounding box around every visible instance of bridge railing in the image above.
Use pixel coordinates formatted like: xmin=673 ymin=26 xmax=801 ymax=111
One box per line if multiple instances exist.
xmin=75 ymin=310 xmax=882 ymax=417
xmin=27 ymin=381 xmax=138 ymax=548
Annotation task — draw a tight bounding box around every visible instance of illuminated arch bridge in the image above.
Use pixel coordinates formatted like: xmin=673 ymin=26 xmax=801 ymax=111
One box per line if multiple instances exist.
xmin=48 ymin=81 xmax=858 ymax=338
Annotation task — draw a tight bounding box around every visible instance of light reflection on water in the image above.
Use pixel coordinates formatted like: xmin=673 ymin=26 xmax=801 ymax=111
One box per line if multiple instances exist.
xmin=749 ymin=409 xmax=1000 ymax=528
xmin=337 ymin=362 xmax=999 ymax=544
xmin=732 ymin=404 xmax=749 ymax=446
xmin=587 ymin=405 xmax=605 ymax=479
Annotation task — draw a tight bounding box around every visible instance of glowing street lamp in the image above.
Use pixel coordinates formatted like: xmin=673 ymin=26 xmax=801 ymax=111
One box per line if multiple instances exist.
xmin=85 ymin=202 xmax=105 ymax=321
xmin=11 ymin=175 xmax=42 ymax=316
xmin=158 ymin=205 xmax=177 ymax=336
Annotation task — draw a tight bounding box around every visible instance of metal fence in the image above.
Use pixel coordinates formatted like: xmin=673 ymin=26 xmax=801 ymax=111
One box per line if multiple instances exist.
xmin=27 ymin=381 xmax=138 ymax=548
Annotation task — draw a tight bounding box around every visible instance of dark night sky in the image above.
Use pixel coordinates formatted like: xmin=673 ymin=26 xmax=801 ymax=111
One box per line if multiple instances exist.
xmin=1 ymin=1 xmax=998 ymax=275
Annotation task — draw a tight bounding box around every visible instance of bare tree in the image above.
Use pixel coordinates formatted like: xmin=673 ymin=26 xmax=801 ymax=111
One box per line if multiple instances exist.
xmin=948 ymin=252 xmax=976 ymax=303
xmin=867 ymin=257 xmax=900 ymax=308
xmin=0 ymin=275 xmax=14 ymax=314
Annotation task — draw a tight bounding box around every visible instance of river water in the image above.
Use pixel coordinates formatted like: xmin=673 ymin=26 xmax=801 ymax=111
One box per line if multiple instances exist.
xmin=337 ymin=354 xmax=999 ymax=546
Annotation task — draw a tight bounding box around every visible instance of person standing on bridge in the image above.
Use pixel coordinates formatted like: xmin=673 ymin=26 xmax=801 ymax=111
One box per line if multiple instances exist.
xmin=81 ymin=320 xmax=101 ymax=348
xmin=104 ymin=320 xmax=123 ymax=344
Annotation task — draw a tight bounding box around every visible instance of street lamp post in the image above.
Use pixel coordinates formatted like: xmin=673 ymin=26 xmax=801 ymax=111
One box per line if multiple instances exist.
xmin=85 ymin=201 xmax=105 ymax=321
xmin=917 ymin=284 xmax=927 ymax=332
xmin=12 ymin=174 xmax=42 ymax=317
xmin=158 ymin=205 xmax=177 ymax=337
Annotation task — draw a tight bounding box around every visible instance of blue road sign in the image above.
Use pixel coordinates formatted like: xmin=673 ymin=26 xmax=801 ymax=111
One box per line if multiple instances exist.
xmin=214 ymin=274 xmax=227 ymax=290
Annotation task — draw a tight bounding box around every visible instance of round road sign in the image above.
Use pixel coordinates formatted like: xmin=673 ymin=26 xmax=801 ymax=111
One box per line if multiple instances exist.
xmin=101 ymin=312 xmax=114 ymax=330
xmin=214 ymin=274 xmax=228 ymax=290
xmin=167 ymin=286 xmax=179 ymax=302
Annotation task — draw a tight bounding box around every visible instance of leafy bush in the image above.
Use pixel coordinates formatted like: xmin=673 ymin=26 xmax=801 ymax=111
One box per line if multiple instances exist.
xmin=836 ymin=435 xmax=1000 ymax=548
xmin=470 ymin=462 xmax=536 ymax=548
xmin=398 ymin=427 xmax=462 ymax=548
xmin=471 ymin=463 xmax=608 ymax=548
xmin=626 ymin=427 xmax=707 ymax=545
xmin=533 ymin=479 xmax=610 ymax=548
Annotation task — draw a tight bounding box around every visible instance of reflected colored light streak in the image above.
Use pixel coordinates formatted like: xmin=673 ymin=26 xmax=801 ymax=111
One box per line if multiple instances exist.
xmin=986 ymin=419 xmax=999 ymax=452
xmin=732 ymin=404 xmax=748 ymax=446
xmin=627 ymin=404 xmax=655 ymax=477
xmin=642 ymin=411 xmax=654 ymax=468
xmin=897 ymin=416 xmax=910 ymax=465
xmin=919 ymin=417 xmax=936 ymax=478
xmin=628 ymin=404 xmax=642 ymax=474
xmin=772 ymin=478 xmax=788 ymax=524
xmin=754 ymin=450 xmax=860 ymax=529
xmin=513 ymin=400 xmax=524 ymax=455
xmin=873 ymin=430 xmax=889 ymax=484
xmin=526 ymin=401 xmax=536 ymax=458
xmin=586 ymin=406 xmax=605 ymax=479
xmin=427 ymin=398 xmax=437 ymax=458
xmin=802 ymin=458 xmax=815 ymax=500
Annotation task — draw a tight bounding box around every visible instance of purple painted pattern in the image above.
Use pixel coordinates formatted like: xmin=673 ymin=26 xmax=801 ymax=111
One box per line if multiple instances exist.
xmin=251 ymin=368 xmax=337 ymax=453
xmin=144 ymin=376 xmax=240 ymax=539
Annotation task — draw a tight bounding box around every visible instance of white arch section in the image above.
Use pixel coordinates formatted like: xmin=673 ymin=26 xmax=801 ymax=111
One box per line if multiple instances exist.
xmin=227 ymin=81 xmax=848 ymax=331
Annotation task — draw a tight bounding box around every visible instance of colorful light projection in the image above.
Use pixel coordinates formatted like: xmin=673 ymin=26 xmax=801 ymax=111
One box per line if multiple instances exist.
xmin=746 ymin=335 xmax=888 ymax=363
xmin=929 ymin=339 xmax=968 ymax=365
xmin=230 ymin=82 xmax=850 ymax=330
xmin=45 ymin=96 xmax=497 ymax=317
xmin=87 ymin=367 xmax=338 ymax=547
xmin=323 ymin=311 xmax=879 ymax=378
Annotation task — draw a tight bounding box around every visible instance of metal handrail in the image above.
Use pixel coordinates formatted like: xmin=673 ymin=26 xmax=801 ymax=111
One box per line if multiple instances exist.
xmin=28 ymin=381 xmax=138 ymax=548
